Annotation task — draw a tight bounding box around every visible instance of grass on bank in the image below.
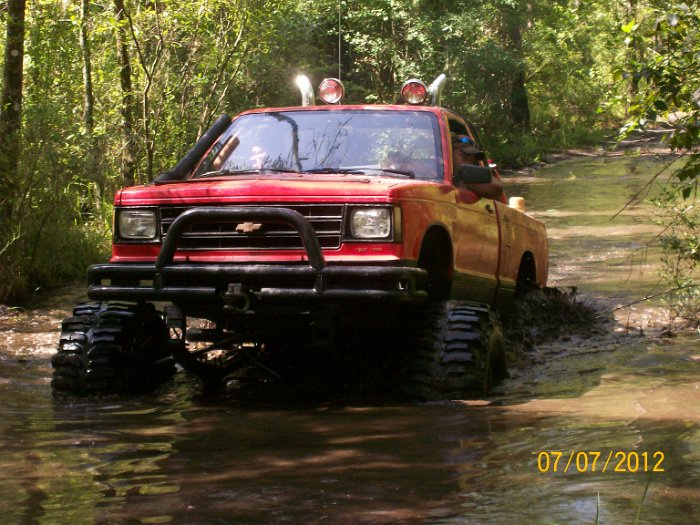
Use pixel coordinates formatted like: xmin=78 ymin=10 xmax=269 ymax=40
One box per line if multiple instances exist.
xmin=0 ymin=201 xmax=112 ymax=305
xmin=486 ymin=126 xmax=613 ymax=169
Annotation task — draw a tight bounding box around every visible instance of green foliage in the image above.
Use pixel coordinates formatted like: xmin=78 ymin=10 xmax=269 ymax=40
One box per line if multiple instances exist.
xmin=486 ymin=126 xmax=610 ymax=168
xmin=620 ymin=3 xmax=700 ymax=149
xmin=0 ymin=183 xmax=112 ymax=302
xmin=619 ymin=2 xmax=700 ymax=323
xmin=654 ymin=173 xmax=700 ymax=323
xmin=526 ymin=1 xmax=626 ymax=129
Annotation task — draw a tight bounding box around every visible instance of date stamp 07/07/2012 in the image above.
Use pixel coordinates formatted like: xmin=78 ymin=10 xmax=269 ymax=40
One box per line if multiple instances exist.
xmin=535 ymin=451 xmax=666 ymax=474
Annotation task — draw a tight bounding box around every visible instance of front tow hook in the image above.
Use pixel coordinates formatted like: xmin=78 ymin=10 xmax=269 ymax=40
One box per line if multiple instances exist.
xmin=222 ymin=283 xmax=251 ymax=313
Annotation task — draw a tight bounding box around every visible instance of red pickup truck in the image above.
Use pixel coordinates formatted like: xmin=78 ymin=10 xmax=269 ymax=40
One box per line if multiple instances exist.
xmin=52 ymin=75 xmax=548 ymax=399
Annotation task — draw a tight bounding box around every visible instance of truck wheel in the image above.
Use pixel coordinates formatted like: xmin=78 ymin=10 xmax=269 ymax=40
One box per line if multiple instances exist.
xmin=400 ymin=301 xmax=506 ymax=401
xmin=51 ymin=302 xmax=174 ymax=395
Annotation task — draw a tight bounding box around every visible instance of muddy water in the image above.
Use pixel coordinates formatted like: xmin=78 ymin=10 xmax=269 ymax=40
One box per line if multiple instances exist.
xmin=1 ymin=155 xmax=699 ymax=524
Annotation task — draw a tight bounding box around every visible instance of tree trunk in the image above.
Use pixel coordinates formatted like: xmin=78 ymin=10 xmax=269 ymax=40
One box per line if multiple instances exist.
xmin=0 ymin=0 xmax=27 ymax=214
xmin=114 ymin=0 xmax=137 ymax=186
xmin=510 ymin=69 xmax=531 ymax=133
xmin=501 ymin=3 xmax=531 ymax=132
xmin=625 ymin=0 xmax=639 ymax=107
xmin=80 ymin=0 xmax=101 ymax=207
xmin=80 ymin=0 xmax=94 ymax=139
xmin=121 ymin=0 xmax=164 ymax=182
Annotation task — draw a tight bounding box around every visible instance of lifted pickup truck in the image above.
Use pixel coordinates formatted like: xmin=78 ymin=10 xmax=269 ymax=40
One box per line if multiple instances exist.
xmin=52 ymin=75 xmax=548 ymax=399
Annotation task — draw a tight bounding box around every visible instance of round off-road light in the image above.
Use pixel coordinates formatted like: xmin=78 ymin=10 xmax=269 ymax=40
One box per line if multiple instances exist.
xmin=400 ymin=79 xmax=429 ymax=105
xmin=319 ymin=78 xmax=345 ymax=104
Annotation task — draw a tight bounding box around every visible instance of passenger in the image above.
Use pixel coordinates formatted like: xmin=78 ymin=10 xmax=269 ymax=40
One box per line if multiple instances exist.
xmin=452 ymin=134 xmax=505 ymax=202
xmin=383 ymin=151 xmax=413 ymax=173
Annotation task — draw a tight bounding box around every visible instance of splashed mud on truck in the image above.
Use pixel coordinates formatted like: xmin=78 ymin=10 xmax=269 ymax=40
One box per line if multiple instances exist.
xmin=52 ymin=75 xmax=548 ymax=399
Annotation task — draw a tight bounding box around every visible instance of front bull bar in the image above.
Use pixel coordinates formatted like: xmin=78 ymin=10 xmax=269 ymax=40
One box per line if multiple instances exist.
xmin=87 ymin=206 xmax=429 ymax=305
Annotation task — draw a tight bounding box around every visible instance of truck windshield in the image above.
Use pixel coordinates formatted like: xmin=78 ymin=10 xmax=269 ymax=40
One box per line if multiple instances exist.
xmin=193 ymin=110 xmax=444 ymax=180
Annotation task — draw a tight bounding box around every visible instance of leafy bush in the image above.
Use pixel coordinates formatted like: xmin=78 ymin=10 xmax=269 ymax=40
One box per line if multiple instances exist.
xmin=655 ymin=183 xmax=700 ymax=324
xmin=619 ymin=3 xmax=700 ymax=325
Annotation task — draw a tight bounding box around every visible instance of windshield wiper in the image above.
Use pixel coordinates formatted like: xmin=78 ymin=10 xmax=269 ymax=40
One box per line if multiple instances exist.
xmin=369 ymin=168 xmax=415 ymax=179
xmin=302 ymin=168 xmax=366 ymax=175
xmin=199 ymin=168 xmax=299 ymax=178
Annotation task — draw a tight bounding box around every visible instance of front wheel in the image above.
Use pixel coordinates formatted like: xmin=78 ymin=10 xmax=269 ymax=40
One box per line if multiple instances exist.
xmin=400 ymin=301 xmax=506 ymax=401
xmin=51 ymin=302 xmax=175 ymax=395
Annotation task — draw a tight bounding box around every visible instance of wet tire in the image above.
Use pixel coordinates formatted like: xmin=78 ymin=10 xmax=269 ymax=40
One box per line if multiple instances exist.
xmin=51 ymin=302 xmax=175 ymax=395
xmin=400 ymin=301 xmax=506 ymax=401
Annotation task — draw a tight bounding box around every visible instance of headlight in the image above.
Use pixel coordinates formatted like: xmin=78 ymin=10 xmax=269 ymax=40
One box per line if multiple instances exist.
xmin=350 ymin=208 xmax=392 ymax=239
xmin=118 ymin=209 xmax=157 ymax=240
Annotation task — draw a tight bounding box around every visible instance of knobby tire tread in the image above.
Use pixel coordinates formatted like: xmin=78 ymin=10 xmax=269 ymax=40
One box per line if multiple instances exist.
xmin=401 ymin=301 xmax=506 ymax=401
xmin=51 ymin=302 xmax=174 ymax=395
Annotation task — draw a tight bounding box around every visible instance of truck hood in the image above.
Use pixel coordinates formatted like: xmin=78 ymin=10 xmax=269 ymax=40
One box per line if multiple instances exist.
xmin=116 ymin=174 xmax=427 ymax=205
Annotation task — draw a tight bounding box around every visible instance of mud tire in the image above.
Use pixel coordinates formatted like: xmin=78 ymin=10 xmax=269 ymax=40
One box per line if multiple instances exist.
xmin=51 ymin=302 xmax=174 ymax=395
xmin=401 ymin=301 xmax=506 ymax=401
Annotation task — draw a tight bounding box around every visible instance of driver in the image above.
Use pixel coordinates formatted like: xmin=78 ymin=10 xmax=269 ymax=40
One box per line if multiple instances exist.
xmin=452 ymin=134 xmax=505 ymax=202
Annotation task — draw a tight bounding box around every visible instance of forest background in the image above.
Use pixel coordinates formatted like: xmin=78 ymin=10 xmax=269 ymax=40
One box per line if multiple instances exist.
xmin=0 ymin=0 xmax=697 ymax=312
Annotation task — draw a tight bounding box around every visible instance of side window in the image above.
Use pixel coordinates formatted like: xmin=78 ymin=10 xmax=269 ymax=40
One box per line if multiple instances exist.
xmin=446 ymin=113 xmax=485 ymax=151
xmin=448 ymin=119 xmax=468 ymax=137
xmin=464 ymin=122 xmax=485 ymax=151
xmin=448 ymin=117 xmax=481 ymax=149
xmin=447 ymin=117 xmax=484 ymax=169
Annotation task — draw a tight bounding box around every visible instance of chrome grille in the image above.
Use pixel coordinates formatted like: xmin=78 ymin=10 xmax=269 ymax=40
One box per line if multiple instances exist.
xmin=159 ymin=204 xmax=344 ymax=250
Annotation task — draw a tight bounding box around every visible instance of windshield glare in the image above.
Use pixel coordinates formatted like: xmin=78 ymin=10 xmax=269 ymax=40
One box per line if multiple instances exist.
xmin=194 ymin=110 xmax=444 ymax=180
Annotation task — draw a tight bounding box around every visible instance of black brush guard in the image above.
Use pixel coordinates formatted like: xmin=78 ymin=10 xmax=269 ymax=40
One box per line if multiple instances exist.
xmin=87 ymin=207 xmax=429 ymax=307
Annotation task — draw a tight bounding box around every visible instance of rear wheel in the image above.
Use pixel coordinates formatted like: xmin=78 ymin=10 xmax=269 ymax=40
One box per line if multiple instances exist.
xmin=400 ymin=301 xmax=506 ymax=401
xmin=51 ymin=302 xmax=174 ymax=395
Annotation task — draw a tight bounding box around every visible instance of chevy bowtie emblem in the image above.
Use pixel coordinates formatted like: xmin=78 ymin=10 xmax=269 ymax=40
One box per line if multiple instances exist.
xmin=235 ymin=222 xmax=263 ymax=233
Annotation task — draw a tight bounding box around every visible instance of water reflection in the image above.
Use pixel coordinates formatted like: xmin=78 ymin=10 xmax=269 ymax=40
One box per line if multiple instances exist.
xmin=1 ymin=349 xmax=697 ymax=525
xmin=0 ymin=156 xmax=698 ymax=523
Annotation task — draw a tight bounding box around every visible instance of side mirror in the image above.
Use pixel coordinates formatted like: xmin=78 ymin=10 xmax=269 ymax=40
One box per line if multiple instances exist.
xmin=454 ymin=164 xmax=493 ymax=186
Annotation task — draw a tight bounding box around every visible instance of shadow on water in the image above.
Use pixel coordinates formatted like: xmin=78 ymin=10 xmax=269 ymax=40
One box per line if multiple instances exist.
xmin=6 ymin=370 xmax=696 ymax=525
xmin=0 ymin=155 xmax=698 ymax=524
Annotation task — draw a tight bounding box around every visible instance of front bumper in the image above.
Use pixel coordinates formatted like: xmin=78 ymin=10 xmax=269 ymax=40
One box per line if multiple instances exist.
xmin=88 ymin=206 xmax=428 ymax=306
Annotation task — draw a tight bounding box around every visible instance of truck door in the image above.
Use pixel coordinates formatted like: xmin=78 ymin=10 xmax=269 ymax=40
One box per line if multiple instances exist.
xmin=453 ymin=187 xmax=500 ymax=304
xmin=447 ymin=116 xmax=500 ymax=304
